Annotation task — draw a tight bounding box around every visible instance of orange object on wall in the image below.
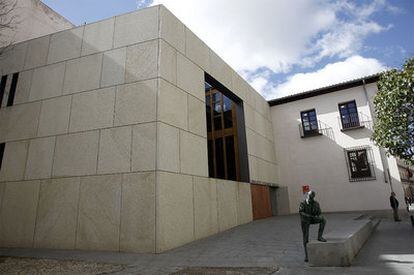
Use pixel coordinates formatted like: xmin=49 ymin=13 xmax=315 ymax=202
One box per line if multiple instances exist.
xmin=251 ymin=184 xmax=272 ymax=220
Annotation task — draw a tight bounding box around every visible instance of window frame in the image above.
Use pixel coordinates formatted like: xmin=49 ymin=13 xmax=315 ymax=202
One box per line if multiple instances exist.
xmin=300 ymin=109 xmax=319 ymax=137
xmin=338 ymin=100 xmax=360 ymax=129
xmin=344 ymin=146 xmax=376 ymax=182
xmin=206 ymin=86 xmax=240 ymax=181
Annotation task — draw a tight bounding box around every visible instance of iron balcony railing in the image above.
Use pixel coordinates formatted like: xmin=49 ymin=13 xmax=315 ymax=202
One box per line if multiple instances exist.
xmin=299 ymin=120 xmax=333 ymax=138
xmin=338 ymin=112 xmax=373 ymax=131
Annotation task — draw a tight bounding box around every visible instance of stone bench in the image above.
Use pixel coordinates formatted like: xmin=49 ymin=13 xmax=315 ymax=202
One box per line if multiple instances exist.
xmin=307 ymin=218 xmax=380 ymax=267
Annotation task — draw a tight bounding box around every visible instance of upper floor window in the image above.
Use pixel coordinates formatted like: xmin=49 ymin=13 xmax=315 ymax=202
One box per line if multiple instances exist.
xmin=339 ymin=100 xmax=360 ymax=129
xmin=300 ymin=109 xmax=319 ymax=137
xmin=344 ymin=146 xmax=376 ymax=181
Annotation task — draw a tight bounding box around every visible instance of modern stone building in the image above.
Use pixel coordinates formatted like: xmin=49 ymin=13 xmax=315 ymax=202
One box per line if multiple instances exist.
xmin=0 ymin=5 xmax=279 ymax=252
xmin=0 ymin=4 xmax=407 ymax=253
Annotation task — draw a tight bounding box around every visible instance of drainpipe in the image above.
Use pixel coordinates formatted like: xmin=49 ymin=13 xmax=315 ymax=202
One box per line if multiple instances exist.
xmin=362 ymin=79 xmax=393 ymax=192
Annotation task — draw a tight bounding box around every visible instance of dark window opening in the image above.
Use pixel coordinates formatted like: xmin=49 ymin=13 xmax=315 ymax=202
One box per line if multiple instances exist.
xmin=345 ymin=146 xmax=376 ymax=181
xmin=0 ymin=143 xmax=5 ymax=171
xmin=6 ymin=73 xmax=18 ymax=107
xmin=339 ymin=100 xmax=360 ymax=129
xmin=205 ymin=75 xmax=247 ymax=182
xmin=300 ymin=109 xmax=319 ymax=136
xmin=0 ymin=75 xmax=7 ymax=108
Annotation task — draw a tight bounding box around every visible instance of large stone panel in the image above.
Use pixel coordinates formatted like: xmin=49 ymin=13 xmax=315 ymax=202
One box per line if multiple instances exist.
xmin=217 ymin=179 xmax=238 ymax=232
xmin=0 ymin=141 xmax=29 ymax=182
xmin=132 ymin=123 xmax=156 ymax=171
xmin=37 ymin=96 xmax=71 ymax=137
xmin=82 ymin=18 xmax=115 ymax=56
xmin=177 ymin=53 xmax=204 ymax=101
xmin=101 ymin=47 xmax=126 ymax=87
xmin=1 ymin=102 xmax=41 ymax=142
xmin=34 ymin=178 xmax=80 ymax=249
xmin=188 ymin=95 xmax=207 ymax=137
xmin=185 ymin=29 xmax=209 ymax=72
xmin=113 ymin=6 xmax=158 ymax=48
xmin=69 ymin=87 xmax=115 ymax=132
xmin=114 ymin=80 xmax=156 ymax=126
xmin=0 ymin=180 xmax=40 ymax=247
xmin=158 ymin=79 xmax=188 ymax=130
xmin=157 ymin=123 xmax=179 ymax=173
xmin=98 ymin=126 xmax=131 ymax=174
xmin=120 ymin=172 xmax=155 ymax=252
xmin=237 ymin=182 xmax=253 ymax=225
xmin=76 ymin=175 xmax=121 ymax=251
xmin=194 ymin=177 xmax=218 ymax=239
xmin=156 ymin=172 xmax=194 ymax=252
xmin=25 ymin=137 xmax=56 ymax=180
xmin=14 ymin=70 xmax=33 ymax=105
xmin=159 ymin=40 xmax=177 ymax=85
xmin=24 ymin=36 xmax=50 ymax=70
xmin=47 ymin=27 xmax=84 ymax=64
xmin=125 ymin=40 xmax=158 ymax=83
xmin=180 ymin=130 xmax=208 ymax=177
xmin=63 ymin=53 xmax=103 ymax=95
xmin=159 ymin=6 xmax=185 ymax=53
xmin=53 ymin=131 xmax=99 ymax=177
xmin=0 ymin=43 xmax=27 ymax=75
xmin=30 ymin=62 xmax=65 ymax=101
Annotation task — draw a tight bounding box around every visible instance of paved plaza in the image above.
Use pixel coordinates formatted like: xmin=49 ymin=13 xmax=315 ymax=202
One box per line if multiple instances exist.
xmin=1 ymin=213 xmax=413 ymax=274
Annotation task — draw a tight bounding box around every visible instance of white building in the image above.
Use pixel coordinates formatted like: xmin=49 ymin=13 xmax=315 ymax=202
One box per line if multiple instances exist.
xmin=269 ymin=75 xmax=406 ymax=213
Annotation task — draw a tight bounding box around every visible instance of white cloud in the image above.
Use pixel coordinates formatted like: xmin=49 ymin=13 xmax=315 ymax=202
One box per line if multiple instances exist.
xmin=266 ymin=55 xmax=386 ymax=100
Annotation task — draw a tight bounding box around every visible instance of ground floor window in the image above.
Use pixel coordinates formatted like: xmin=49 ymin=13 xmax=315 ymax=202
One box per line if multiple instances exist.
xmin=344 ymin=146 xmax=376 ymax=181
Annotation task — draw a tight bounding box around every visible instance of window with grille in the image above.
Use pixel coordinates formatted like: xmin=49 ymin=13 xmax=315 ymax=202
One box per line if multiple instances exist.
xmin=344 ymin=146 xmax=376 ymax=181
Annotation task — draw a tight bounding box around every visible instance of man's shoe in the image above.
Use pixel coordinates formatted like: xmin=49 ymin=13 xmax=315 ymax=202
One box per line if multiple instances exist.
xmin=304 ymin=257 xmax=308 ymax=262
xmin=318 ymin=237 xmax=327 ymax=242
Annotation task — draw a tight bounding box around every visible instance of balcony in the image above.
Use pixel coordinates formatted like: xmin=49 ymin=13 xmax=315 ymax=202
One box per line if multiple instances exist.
xmin=299 ymin=120 xmax=333 ymax=139
xmin=339 ymin=112 xmax=372 ymax=131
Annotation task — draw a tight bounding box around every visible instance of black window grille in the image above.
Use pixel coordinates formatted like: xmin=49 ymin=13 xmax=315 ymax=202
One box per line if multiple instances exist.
xmin=344 ymin=146 xmax=376 ymax=181
xmin=339 ymin=100 xmax=360 ymax=129
xmin=300 ymin=109 xmax=319 ymax=136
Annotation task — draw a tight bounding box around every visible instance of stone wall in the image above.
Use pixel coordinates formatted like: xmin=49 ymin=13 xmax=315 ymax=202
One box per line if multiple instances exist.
xmin=0 ymin=5 xmax=277 ymax=253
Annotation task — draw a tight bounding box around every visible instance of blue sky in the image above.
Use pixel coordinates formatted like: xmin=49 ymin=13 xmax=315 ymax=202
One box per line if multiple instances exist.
xmin=42 ymin=0 xmax=413 ymax=99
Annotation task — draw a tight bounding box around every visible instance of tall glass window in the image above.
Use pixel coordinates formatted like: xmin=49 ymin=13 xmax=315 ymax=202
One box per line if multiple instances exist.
xmin=205 ymin=82 xmax=240 ymax=181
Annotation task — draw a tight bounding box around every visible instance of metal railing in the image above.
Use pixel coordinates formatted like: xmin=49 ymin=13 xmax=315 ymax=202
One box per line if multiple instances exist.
xmin=299 ymin=120 xmax=333 ymax=139
xmin=338 ymin=112 xmax=372 ymax=131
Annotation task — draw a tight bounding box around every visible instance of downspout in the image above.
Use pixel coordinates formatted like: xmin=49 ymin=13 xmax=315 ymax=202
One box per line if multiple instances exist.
xmin=362 ymin=79 xmax=394 ymax=192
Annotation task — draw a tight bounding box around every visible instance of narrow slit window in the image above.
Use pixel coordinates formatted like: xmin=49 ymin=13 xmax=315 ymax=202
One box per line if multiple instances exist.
xmin=7 ymin=73 xmax=19 ymax=107
xmin=0 ymin=75 xmax=7 ymax=108
xmin=0 ymin=143 xmax=5 ymax=171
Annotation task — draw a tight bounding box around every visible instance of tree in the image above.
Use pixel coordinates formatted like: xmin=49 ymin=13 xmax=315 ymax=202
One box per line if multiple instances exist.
xmin=0 ymin=0 xmax=18 ymax=53
xmin=373 ymin=58 xmax=414 ymax=166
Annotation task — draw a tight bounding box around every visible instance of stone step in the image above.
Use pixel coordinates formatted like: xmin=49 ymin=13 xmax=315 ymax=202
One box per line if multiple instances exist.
xmin=307 ymin=218 xmax=379 ymax=267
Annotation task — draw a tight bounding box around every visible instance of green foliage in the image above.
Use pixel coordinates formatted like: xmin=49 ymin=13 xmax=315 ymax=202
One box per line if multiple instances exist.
xmin=373 ymin=57 xmax=414 ymax=165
